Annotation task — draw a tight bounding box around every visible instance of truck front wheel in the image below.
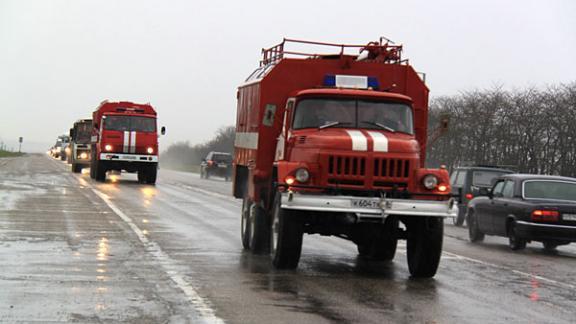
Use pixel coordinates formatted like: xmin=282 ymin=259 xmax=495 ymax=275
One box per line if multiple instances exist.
xmin=95 ymin=161 xmax=107 ymax=182
xmin=72 ymin=163 xmax=82 ymax=173
xmin=406 ymin=217 xmax=444 ymax=278
xmin=138 ymin=164 xmax=157 ymax=184
xmin=271 ymin=192 xmax=303 ymax=269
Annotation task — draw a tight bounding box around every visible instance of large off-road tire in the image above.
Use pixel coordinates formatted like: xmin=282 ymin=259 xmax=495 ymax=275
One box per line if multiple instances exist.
xmin=507 ymin=220 xmax=527 ymax=250
xmin=468 ymin=210 xmax=485 ymax=242
xmin=357 ymin=217 xmax=399 ymax=261
xmin=406 ymin=217 xmax=444 ymax=278
xmin=250 ymin=203 xmax=271 ymax=254
xmin=95 ymin=161 xmax=107 ymax=182
xmin=72 ymin=163 xmax=82 ymax=174
xmin=240 ymin=197 xmax=252 ymax=250
xmin=146 ymin=165 xmax=157 ymax=184
xmin=271 ymin=192 xmax=303 ymax=269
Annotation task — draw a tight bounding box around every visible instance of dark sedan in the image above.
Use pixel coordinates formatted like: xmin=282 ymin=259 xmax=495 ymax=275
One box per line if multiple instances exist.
xmin=467 ymin=174 xmax=576 ymax=251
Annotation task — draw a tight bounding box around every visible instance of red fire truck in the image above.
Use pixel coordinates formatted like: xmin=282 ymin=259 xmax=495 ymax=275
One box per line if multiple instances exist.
xmin=233 ymin=38 xmax=456 ymax=277
xmin=90 ymin=100 xmax=165 ymax=184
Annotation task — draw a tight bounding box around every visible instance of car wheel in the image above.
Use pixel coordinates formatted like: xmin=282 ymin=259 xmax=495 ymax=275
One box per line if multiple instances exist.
xmin=543 ymin=241 xmax=559 ymax=251
xmin=454 ymin=207 xmax=466 ymax=226
xmin=271 ymin=192 xmax=303 ymax=269
xmin=240 ymin=197 xmax=252 ymax=250
xmin=406 ymin=217 xmax=444 ymax=278
xmin=507 ymin=221 xmax=526 ymax=250
xmin=468 ymin=210 xmax=485 ymax=242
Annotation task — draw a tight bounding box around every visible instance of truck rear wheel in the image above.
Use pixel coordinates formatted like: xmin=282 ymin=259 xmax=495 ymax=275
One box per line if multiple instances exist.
xmin=271 ymin=192 xmax=303 ymax=269
xmin=406 ymin=217 xmax=444 ymax=278
xmin=357 ymin=217 xmax=399 ymax=261
xmin=250 ymin=203 xmax=270 ymax=254
xmin=72 ymin=163 xmax=82 ymax=173
xmin=240 ymin=197 xmax=252 ymax=250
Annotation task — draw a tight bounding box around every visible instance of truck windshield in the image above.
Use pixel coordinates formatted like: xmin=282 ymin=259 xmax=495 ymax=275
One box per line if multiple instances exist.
xmin=76 ymin=123 xmax=92 ymax=143
xmin=292 ymin=98 xmax=413 ymax=134
xmin=103 ymin=116 xmax=156 ymax=132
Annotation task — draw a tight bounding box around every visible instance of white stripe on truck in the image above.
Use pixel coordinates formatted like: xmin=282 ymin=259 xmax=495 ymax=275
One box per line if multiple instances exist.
xmin=130 ymin=131 xmax=136 ymax=153
xmin=345 ymin=130 xmax=367 ymax=151
xmin=235 ymin=132 xmax=259 ymax=150
xmin=367 ymin=131 xmax=389 ymax=152
xmin=123 ymin=131 xmax=129 ymax=152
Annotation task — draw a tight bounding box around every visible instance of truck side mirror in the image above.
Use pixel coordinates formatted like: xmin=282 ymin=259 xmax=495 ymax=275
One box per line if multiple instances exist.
xmin=161 ymin=126 xmax=166 ymax=135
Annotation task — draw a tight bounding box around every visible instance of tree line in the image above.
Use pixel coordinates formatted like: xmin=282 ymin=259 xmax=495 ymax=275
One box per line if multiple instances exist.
xmin=427 ymin=83 xmax=576 ymax=177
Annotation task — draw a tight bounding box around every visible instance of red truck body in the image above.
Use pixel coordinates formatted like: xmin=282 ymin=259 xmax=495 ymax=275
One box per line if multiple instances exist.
xmin=233 ymin=39 xmax=456 ymax=277
xmin=90 ymin=100 xmax=160 ymax=184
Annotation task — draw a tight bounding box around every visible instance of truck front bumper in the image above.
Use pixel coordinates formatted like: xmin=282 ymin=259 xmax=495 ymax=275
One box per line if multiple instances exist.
xmin=281 ymin=192 xmax=457 ymax=219
xmin=100 ymin=153 xmax=158 ymax=163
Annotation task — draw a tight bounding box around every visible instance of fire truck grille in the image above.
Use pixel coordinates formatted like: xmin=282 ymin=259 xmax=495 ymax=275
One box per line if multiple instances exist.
xmin=325 ymin=155 xmax=411 ymax=189
xmin=374 ymin=158 xmax=410 ymax=178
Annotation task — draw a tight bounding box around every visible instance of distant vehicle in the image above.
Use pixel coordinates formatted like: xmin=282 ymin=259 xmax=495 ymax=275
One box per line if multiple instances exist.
xmin=200 ymin=152 xmax=232 ymax=181
xmin=68 ymin=119 xmax=92 ymax=173
xmin=467 ymin=174 xmax=576 ymax=251
xmin=90 ymin=100 xmax=165 ymax=184
xmin=450 ymin=166 xmax=514 ymax=226
xmin=51 ymin=135 xmax=70 ymax=160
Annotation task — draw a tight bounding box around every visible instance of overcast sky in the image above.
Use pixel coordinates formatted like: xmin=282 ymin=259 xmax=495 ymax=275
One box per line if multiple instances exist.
xmin=1 ymin=0 xmax=574 ymax=152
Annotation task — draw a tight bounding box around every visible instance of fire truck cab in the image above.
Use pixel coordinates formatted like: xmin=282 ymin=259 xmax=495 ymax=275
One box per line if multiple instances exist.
xmin=234 ymin=39 xmax=457 ymax=278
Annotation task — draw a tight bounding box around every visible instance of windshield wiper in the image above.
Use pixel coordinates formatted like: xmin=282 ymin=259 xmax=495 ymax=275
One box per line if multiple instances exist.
xmin=361 ymin=121 xmax=395 ymax=132
xmin=319 ymin=121 xmax=350 ymax=129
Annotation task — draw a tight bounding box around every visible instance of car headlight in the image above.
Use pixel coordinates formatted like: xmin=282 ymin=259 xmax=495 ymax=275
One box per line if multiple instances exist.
xmin=295 ymin=168 xmax=310 ymax=183
xmin=104 ymin=144 xmax=113 ymax=151
xmin=146 ymin=147 xmax=154 ymax=154
xmin=423 ymin=174 xmax=438 ymax=189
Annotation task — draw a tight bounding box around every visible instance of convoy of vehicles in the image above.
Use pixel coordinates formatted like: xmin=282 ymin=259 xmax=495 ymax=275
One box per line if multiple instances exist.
xmin=68 ymin=119 xmax=92 ymax=173
xmin=89 ymin=100 xmax=165 ymax=184
xmin=467 ymin=174 xmax=576 ymax=251
xmin=450 ymin=166 xmax=514 ymax=226
xmin=232 ymin=38 xmax=456 ymax=277
xmin=44 ymin=38 xmax=571 ymax=280
xmin=200 ymin=151 xmax=232 ymax=180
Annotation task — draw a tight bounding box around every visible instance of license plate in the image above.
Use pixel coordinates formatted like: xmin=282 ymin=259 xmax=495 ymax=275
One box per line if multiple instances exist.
xmin=563 ymin=214 xmax=576 ymax=221
xmin=123 ymin=155 xmax=137 ymax=160
xmin=351 ymin=199 xmax=380 ymax=209
xmin=218 ymin=163 xmax=228 ymax=168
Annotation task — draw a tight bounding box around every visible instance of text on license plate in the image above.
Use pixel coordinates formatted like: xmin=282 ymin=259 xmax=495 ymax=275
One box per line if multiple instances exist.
xmin=563 ymin=214 xmax=576 ymax=221
xmin=351 ymin=199 xmax=380 ymax=209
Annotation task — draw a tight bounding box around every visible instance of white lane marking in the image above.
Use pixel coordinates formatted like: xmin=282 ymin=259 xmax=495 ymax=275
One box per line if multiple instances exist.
xmin=345 ymin=130 xmax=367 ymax=151
xmin=90 ymin=188 xmax=225 ymax=324
xmin=130 ymin=131 xmax=136 ymax=153
xmin=442 ymin=251 xmax=576 ymax=290
xmin=367 ymin=131 xmax=388 ymax=152
xmin=123 ymin=131 xmax=129 ymax=152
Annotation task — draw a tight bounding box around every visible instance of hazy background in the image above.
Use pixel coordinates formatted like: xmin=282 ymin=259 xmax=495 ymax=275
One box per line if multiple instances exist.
xmin=1 ymin=0 xmax=574 ymax=152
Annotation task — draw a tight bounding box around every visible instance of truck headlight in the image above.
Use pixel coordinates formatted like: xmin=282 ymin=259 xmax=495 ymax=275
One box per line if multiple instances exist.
xmin=105 ymin=144 xmax=113 ymax=151
xmin=423 ymin=174 xmax=438 ymax=189
xmin=295 ymin=168 xmax=310 ymax=183
xmin=80 ymin=152 xmax=88 ymax=159
xmin=146 ymin=147 xmax=154 ymax=154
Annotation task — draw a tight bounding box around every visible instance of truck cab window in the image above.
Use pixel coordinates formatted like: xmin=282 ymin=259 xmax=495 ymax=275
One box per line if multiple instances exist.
xmin=104 ymin=116 xmax=156 ymax=132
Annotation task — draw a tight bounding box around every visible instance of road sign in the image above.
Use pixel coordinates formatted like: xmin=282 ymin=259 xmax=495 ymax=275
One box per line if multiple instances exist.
xmin=19 ymin=137 xmax=23 ymax=143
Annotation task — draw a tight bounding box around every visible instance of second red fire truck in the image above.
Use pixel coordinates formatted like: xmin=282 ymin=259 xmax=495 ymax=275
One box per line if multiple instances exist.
xmin=90 ymin=100 xmax=165 ymax=184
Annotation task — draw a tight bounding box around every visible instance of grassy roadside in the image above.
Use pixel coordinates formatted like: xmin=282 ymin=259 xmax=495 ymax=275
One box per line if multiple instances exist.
xmin=161 ymin=164 xmax=201 ymax=173
xmin=0 ymin=150 xmax=25 ymax=158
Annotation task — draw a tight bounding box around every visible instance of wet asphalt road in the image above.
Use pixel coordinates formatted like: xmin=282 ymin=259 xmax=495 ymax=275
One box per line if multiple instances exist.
xmin=1 ymin=154 xmax=575 ymax=323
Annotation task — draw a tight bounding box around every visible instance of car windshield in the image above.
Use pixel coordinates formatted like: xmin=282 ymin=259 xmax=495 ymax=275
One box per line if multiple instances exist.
xmin=76 ymin=123 xmax=92 ymax=143
xmin=472 ymin=170 xmax=509 ymax=187
xmin=523 ymin=180 xmax=576 ymax=201
xmin=292 ymin=98 xmax=414 ymax=134
xmin=104 ymin=116 xmax=156 ymax=132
